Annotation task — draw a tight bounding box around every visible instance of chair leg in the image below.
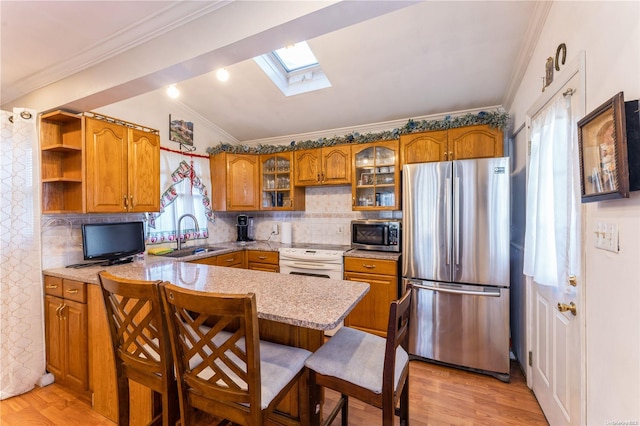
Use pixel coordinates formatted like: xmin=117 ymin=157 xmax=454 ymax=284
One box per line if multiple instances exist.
xmin=341 ymin=394 xmax=348 ymax=426
xmin=399 ymin=381 xmax=410 ymax=426
xmin=162 ymin=385 xmax=180 ymax=426
xmin=117 ymin=376 xmax=130 ymax=426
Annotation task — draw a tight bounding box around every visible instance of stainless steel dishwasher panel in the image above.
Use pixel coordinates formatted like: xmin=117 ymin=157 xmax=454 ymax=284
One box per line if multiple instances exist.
xmin=405 ymin=279 xmax=510 ymax=375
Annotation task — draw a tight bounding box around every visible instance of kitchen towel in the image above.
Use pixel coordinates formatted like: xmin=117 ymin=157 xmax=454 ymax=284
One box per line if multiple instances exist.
xmin=281 ymin=222 xmax=292 ymax=244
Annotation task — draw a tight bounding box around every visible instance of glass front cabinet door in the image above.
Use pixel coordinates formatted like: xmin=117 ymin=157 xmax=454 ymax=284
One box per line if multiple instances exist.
xmin=352 ymin=140 xmax=400 ymax=210
xmin=260 ymin=152 xmax=305 ymax=211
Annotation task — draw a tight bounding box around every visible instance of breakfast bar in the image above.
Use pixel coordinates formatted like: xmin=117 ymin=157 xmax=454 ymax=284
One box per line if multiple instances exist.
xmin=43 ymin=257 xmax=369 ymax=425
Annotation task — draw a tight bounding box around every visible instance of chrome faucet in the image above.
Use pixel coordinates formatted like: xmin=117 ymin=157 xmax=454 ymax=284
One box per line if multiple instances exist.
xmin=176 ymin=213 xmax=199 ymax=251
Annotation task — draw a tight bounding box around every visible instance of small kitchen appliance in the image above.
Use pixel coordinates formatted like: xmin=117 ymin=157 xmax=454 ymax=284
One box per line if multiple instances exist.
xmin=351 ymin=219 xmax=401 ymax=252
xmin=236 ymin=214 xmax=253 ymax=242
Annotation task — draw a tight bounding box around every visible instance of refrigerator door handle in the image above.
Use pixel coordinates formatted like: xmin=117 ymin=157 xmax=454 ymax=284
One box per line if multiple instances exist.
xmin=453 ymin=176 xmax=460 ymax=265
xmin=411 ymin=282 xmax=501 ymax=297
xmin=445 ymin=177 xmax=452 ymax=266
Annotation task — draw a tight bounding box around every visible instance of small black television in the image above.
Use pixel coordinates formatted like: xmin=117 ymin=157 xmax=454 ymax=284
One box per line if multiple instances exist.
xmin=82 ymin=221 xmax=145 ymax=265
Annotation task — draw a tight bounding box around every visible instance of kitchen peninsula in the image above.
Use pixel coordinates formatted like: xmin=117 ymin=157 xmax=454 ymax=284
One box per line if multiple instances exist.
xmin=43 ymin=255 xmax=369 ymax=425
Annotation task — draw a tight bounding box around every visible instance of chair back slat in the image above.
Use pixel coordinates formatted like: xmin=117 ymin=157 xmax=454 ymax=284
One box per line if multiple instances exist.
xmin=97 ymin=271 xmax=178 ymax=426
xmin=383 ymin=284 xmax=412 ymax=398
xmin=99 ymin=272 xmax=172 ymax=376
xmin=160 ymin=282 xmax=262 ymax=425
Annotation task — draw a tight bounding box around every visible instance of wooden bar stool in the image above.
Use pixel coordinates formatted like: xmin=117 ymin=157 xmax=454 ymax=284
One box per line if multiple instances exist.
xmin=159 ymin=282 xmax=312 ymax=426
xmin=98 ymin=271 xmax=179 ymax=426
xmin=305 ymin=287 xmax=412 ymax=426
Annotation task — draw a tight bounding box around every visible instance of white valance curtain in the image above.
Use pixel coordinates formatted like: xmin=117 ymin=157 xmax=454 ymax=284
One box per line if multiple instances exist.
xmin=147 ymin=148 xmax=214 ymax=245
xmin=523 ymin=94 xmax=580 ymax=287
xmin=0 ymin=108 xmax=46 ymax=399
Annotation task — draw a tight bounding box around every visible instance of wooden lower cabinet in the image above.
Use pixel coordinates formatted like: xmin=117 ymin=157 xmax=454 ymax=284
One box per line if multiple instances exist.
xmin=247 ymin=250 xmax=279 ymax=272
xmin=343 ymin=257 xmax=399 ymax=338
xmin=189 ymin=250 xmax=247 ymax=268
xmin=44 ymin=276 xmax=88 ymax=396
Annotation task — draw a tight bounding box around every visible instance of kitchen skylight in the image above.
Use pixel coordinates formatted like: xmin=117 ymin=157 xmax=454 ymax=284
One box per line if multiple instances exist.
xmin=254 ymin=41 xmax=331 ymax=97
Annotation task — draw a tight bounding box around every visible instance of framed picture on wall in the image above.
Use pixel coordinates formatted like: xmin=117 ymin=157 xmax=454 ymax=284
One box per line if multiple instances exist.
xmin=577 ymin=91 xmax=630 ymax=203
xmin=169 ymin=114 xmax=194 ymax=146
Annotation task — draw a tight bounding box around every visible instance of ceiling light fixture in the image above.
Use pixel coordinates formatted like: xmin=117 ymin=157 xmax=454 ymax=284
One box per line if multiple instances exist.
xmin=166 ymin=84 xmax=179 ymax=99
xmin=216 ymin=68 xmax=229 ymax=82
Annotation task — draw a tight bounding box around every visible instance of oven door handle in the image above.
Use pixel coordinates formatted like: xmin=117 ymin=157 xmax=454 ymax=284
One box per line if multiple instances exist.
xmin=286 ymin=262 xmax=339 ymax=270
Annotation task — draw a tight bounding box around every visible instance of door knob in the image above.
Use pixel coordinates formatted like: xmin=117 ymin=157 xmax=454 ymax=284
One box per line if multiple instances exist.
xmin=557 ymin=301 xmax=577 ymax=316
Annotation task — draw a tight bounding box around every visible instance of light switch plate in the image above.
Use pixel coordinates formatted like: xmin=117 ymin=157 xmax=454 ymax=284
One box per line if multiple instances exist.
xmin=595 ymin=221 xmax=619 ymax=253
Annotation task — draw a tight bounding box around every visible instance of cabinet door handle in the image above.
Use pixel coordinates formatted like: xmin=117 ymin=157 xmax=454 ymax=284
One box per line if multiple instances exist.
xmin=362 ymin=264 xmax=376 ymax=269
xmin=352 ymin=196 xmax=356 ymax=207
xmin=317 ymin=173 xmax=320 ymax=182
xmin=46 ymin=284 xmax=58 ymax=289
xmin=225 ymin=258 xmax=235 ymax=263
xmin=321 ymin=172 xmax=325 ymax=182
xmin=444 ymin=152 xmax=448 ymax=160
xmin=130 ymin=195 xmax=135 ymax=209
xmin=449 ymin=151 xmax=453 ymax=159
xmin=123 ymin=195 xmax=128 ymax=210
xmin=57 ymin=304 xmax=67 ymax=319
xmin=66 ymin=289 xmax=78 ymax=294
xmin=258 ymin=256 xmax=267 ymax=260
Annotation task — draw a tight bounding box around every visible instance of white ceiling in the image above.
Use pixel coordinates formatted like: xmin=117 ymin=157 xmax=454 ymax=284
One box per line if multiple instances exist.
xmin=1 ymin=1 xmax=544 ymax=142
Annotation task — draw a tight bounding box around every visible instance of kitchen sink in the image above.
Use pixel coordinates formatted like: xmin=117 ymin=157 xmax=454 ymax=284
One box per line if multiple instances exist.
xmin=161 ymin=246 xmax=226 ymax=258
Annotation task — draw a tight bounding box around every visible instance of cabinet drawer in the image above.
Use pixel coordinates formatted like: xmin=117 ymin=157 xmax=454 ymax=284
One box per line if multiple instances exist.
xmin=44 ymin=276 xmax=64 ymax=297
xmin=189 ymin=256 xmax=218 ymax=266
xmin=247 ymin=250 xmax=278 ymax=265
xmin=344 ymin=257 xmax=397 ymax=276
xmin=63 ymin=279 xmax=87 ymax=303
xmin=217 ymin=251 xmax=244 ymax=267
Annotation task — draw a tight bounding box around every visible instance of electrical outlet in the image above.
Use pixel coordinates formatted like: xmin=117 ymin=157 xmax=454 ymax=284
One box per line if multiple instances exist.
xmin=337 ymin=225 xmax=343 ymax=234
xmin=272 ymin=224 xmax=279 ymax=235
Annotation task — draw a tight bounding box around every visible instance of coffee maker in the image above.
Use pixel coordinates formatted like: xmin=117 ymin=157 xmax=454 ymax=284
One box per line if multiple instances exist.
xmin=236 ymin=215 xmax=254 ymax=242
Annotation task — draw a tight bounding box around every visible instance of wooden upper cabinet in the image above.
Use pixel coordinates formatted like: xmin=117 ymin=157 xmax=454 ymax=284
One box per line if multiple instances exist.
xmin=85 ymin=117 xmax=160 ymax=213
xmin=40 ymin=111 xmax=84 ymax=213
xmin=128 ymin=128 xmax=160 ymax=212
xmin=400 ymin=125 xmax=504 ymax=164
xmin=447 ymin=124 xmax=504 ymax=160
xmin=400 ymin=129 xmax=448 ymax=164
xmin=293 ymin=145 xmax=351 ymax=186
xmin=260 ymin=152 xmax=305 ymax=210
xmin=210 ymin=152 xmax=260 ymax=211
xmin=85 ymin=118 xmax=128 ymax=212
xmin=352 ymin=140 xmax=400 ymax=210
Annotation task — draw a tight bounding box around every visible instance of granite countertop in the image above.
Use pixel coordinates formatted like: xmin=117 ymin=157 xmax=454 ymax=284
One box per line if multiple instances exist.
xmin=44 ymin=255 xmax=369 ymax=332
xmin=344 ymin=249 xmax=402 ymax=261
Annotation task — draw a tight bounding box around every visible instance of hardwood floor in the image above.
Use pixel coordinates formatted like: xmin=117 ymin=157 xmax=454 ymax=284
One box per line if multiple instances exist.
xmin=0 ymin=360 xmax=547 ymax=425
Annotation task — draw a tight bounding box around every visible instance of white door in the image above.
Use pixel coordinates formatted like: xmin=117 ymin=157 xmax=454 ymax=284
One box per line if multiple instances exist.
xmin=526 ymin=54 xmax=585 ymax=425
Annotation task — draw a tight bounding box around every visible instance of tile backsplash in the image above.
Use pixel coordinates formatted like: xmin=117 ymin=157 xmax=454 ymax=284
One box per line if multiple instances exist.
xmin=41 ymin=185 xmax=401 ymax=269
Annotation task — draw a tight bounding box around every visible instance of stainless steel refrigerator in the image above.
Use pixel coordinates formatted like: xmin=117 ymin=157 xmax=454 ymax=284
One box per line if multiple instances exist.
xmin=402 ymin=157 xmax=510 ymax=381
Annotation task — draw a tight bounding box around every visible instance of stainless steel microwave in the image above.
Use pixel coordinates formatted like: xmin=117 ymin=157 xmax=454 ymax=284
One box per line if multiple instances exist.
xmin=351 ymin=220 xmax=401 ymax=252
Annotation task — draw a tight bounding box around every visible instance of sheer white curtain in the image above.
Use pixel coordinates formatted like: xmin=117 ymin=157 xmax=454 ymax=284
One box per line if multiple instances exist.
xmin=0 ymin=108 xmax=46 ymax=399
xmin=524 ymin=94 xmax=580 ymax=287
xmin=147 ymin=149 xmax=214 ymax=245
